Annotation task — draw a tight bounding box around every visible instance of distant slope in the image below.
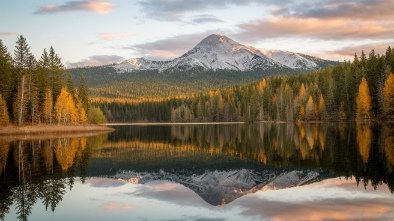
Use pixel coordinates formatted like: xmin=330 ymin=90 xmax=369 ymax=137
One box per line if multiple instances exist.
xmin=67 ymin=66 xmax=296 ymax=101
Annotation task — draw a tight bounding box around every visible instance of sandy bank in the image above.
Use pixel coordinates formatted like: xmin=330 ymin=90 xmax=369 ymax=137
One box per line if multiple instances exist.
xmin=0 ymin=124 xmax=115 ymax=136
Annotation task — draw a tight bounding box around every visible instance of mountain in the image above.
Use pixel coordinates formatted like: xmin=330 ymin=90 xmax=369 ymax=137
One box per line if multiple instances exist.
xmin=113 ymin=34 xmax=334 ymax=73
xmin=114 ymin=169 xmax=332 ymax=206
xmin=66 ymin=34 xmax=336 ymax=105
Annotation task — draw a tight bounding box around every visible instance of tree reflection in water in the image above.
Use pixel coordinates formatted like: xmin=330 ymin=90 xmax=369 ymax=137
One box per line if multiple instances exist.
xmin=0 ymin=134 xmax=106 ymax=221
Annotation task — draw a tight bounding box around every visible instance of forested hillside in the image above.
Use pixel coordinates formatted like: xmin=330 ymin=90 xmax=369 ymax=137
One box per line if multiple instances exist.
xmin=67 ymin=66 xmax=298 ymax=102
xmin=91 ymin=47 xmax=394 ymax=122
xmin=0 ymin=36 xmax=106 ymax=126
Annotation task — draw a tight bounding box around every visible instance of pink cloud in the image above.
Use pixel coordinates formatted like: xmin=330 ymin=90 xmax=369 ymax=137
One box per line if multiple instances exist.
xmin=147 ymin=50 xmax=180 ymax=60
xmin=99 ymin=32 xmax=136 ymax=41
xmin=100 ymin=201 xmax=138 ymax=212
xmin=0 ymin=32 xmax=16 ymax=36
xmin=34 ymin=0 xmax=114 ymax=15
xmin=237 ymin=17 xmax=392 ymax=41
xmin=237 ymin=178 xmax=394 ymax=221
xmin=325 ymin=42 xmax=394 ymax=61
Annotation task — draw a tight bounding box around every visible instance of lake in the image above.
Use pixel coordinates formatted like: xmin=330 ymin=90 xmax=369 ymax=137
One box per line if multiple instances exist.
xmin=1 ymin=123 xmax=394 ymax=221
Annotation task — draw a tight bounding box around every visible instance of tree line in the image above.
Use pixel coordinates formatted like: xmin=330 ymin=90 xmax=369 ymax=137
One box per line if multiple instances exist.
xmin=93 ymin=46 xmax=394 ymax=122
xmin=0 ymin=36 xmax=106 ymax=126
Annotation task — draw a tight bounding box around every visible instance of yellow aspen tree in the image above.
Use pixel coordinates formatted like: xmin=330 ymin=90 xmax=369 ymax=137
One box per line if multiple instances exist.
xmin=383 ymin=73 xmax=394 ymax=117
xmin=55 ymin=138 xmax=77 ymax=171
xmin=305 ymin=96 xmax=314 ymax=120
xmin=356 ymin=77 xmax=372 ymax=120
xmin=318 ymin=94 xmax=326 ymax=120
xmin=0 ymin=93 xmax=10 ymax=126
xmin=80 ymin=108 xmax=88 ymax=124
xmin=298 ymin=105 xmax=305 ymax=121
xmin=54 ymin=88 xmax=77 ymax=125
xmin=357 ymin=123 xmax=372 ymax=163
xmin=299 ymin=83 xmax=307 ymax=103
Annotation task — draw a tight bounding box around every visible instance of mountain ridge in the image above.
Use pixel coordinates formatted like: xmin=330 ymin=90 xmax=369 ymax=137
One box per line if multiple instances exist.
xmin=113 ymin=34 xmax=334 ymax=73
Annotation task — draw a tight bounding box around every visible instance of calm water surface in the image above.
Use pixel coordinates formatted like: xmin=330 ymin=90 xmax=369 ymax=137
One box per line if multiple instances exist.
xmin=1 ymin=123 xmax=394 ymax=221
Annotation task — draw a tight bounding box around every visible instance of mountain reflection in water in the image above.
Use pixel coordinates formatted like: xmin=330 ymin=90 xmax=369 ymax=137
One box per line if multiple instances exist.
xmin=1 ymin=122 xmax=394 ymax=220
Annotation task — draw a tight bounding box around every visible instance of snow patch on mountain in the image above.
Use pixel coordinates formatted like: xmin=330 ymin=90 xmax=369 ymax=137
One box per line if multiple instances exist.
xmin=260 ymin=49 xmax=318 ymax=69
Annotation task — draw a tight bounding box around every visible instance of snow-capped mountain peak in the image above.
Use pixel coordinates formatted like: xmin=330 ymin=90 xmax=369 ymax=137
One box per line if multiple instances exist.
xmin=113 ymin=34 xmax=332 ymax=73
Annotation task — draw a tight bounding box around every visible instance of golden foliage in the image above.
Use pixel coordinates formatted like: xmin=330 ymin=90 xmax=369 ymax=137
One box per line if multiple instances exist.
xmin=299 ymin=83 xmax=307 ymax=103
xmin=0 ymin=93 xmax=10 ymax=126
xmin=0 ymin=141 xmax=9 ymax=176
xmin=54 ymin=88 xmax=77 ymax=124
xmin=383 ymin=73 xmax=394 ymax=117
xmin=318 ymin=94 xmax=326 ymax=120
xmin=356 ymin=77 xmax=372 ymax=120
xmin=357 ymin=123 xmax=372 ymax=163
xmin=54 ymin=138 xmax=77 ymax=171
xmin=305 ymin=95 xmax=315 ymax=120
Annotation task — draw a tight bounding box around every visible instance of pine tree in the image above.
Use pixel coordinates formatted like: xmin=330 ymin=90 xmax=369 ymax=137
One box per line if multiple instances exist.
xmin=13 ymin=36 xmax=32 ymax=125
xmin=383 ymin=73 xmax=394 ymax=118
xmin=48 ymin=46 xmax=64 ymax=103
xmin=14 ymin=35 xmax=31 ymax=71
xmin=356 ymin=77 xmax=372 ymax=120
xmin=43 ymin=88 xmax=53 ymax=124
xmin=0 ymin=40 xmax=13 ymax=105
xmin=0 ymin=93 xmax=10 ymax=126
xmin=26 ymin=54 xmax=38 ymax=123
xmin=77 ymin=75 xmax=90 ymax=112
xmin=66 ymin=74 xmax=75 ymax=101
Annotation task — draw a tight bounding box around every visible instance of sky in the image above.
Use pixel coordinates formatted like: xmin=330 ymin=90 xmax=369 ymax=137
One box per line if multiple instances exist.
xmin=1 ymin=0 xmax=394 ymax=67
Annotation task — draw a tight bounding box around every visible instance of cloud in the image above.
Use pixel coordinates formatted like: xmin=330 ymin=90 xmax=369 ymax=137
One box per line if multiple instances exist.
xmin=233 ymin=177 xmax=394 ymax=221
xmin=100 ymin=201 xmax=138 ymax=212
xmin=0 ymin=32 xmax=16 ymax=36
xmin=99 ymin=32 xmax=136 ymax=41
xmin=237 ymin=197 xmax=394 ymax=221
xmin=85 ymin=177 xmax=127 ymax=187
xmin=67 ymin=55 xmax=125 ymax=67
xmin=138 ymin=0 xmax=263 ymax=21
xmin=324 ymin=42 xmax=394 ymax=61
xmin=130 ymin=181 xmax=208 ymax=207
xmin=34 ymin=0 xmax=114 ymax=15
xmin=190 ymin=15 xmax=223 ymax=24
xmin=282 ymin=0 xmax=394 ymax=21
xmin=236 ymin=17 xmax=394 ymax=42
xmin=122 ymin=30 xmax=228 ymax=60
xmin=138 ymin=0 xmax=394 ymax=22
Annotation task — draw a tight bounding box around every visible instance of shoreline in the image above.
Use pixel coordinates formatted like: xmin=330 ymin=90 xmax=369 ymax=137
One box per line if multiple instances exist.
xmin=104 ymin=120 xmax=394 ymax=126
xmin=0 ymin=124 xmax=115 ymax=136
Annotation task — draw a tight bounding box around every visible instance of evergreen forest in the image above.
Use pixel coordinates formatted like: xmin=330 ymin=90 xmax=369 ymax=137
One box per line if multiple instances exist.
xmin=0 ymin=36 xmax=106 ymax=126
